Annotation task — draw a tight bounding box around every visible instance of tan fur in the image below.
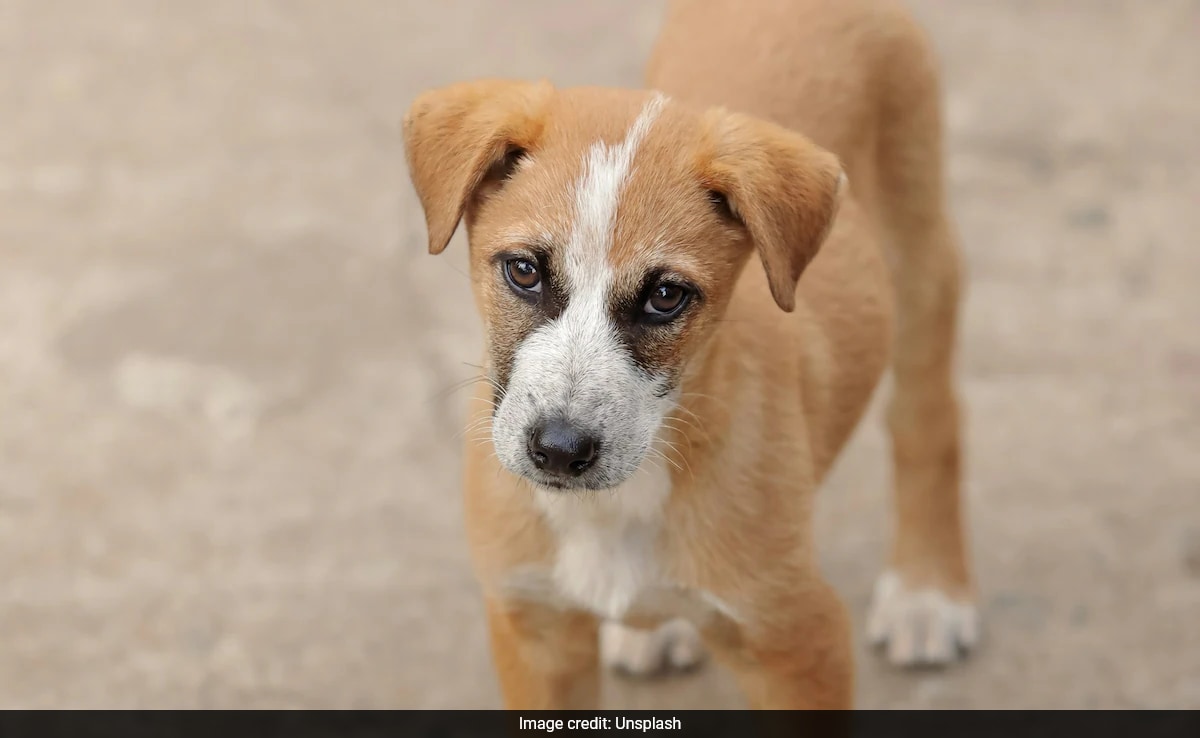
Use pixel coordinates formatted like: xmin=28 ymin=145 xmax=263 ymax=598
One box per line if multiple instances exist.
xmin=403 ymin=0 xmax=972 ymax=710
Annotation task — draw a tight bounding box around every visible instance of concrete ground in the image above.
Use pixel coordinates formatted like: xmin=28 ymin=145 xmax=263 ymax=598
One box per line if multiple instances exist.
xmin=1 ymin=0 xmax=1198 ymax=709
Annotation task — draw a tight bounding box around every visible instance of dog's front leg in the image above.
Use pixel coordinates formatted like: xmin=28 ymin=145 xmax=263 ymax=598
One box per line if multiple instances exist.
xmin=717 ymin=577 xmax=855 ymax=710
xmin=485 ymin=597 xmax=600 ymax=710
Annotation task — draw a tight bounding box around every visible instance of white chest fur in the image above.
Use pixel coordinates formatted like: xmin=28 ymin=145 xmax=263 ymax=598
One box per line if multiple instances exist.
xmin=498 ymin=464 xmax=740 ymax=627
xmin=531 ymin=462 xmax=671 ymax=620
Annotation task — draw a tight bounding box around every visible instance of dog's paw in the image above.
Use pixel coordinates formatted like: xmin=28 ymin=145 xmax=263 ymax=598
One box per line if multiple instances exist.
xmin=867 ymin=570 xmax=979 ymax=667
xmin=600 ymin=619 xmax=705 ymax=678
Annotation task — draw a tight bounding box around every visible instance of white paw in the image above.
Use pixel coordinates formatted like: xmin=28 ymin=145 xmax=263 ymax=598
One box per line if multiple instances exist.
xmin=867 ymin=570 xmax=980 ymax=667
xmin=600 ymin=619 xmax=706 ymax=677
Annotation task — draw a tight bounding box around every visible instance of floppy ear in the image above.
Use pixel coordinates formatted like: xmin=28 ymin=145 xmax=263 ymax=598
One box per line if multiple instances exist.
xmin=702 ymin=110 xmax=846 ymax=312
xmin=402 ymin=79 xmax=553 ymax=254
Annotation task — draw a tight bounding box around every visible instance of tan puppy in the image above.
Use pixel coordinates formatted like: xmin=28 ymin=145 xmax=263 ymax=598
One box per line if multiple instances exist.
xmin=403 ymin=0 xmax=976 ymax=710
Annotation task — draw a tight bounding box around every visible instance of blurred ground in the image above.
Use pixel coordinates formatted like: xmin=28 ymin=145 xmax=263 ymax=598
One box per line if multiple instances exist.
xmin=1 ymin=0 xmax=1198 ymax=709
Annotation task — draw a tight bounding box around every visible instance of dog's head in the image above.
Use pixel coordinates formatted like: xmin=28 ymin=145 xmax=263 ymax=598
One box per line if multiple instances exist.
xmin=404 ymin=80 xmax=843 ymax=491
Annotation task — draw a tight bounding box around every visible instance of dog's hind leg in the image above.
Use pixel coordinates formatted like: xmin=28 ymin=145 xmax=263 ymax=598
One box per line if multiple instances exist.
xmin=866 ymin=22 xmax=979 ymax=667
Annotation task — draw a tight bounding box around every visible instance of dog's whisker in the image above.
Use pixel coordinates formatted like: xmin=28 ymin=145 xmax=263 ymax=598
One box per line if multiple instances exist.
xmin=649 ymin=446 xmax=684 ymax=474
xmin=430 ymin=376 xmax=487 ymax=402
xmin=677 ymin=390 xmax=732 ymax=409
xmin=660 ymin=411 xmax=714 ymax=444
xmin=659 ymin=424 xmax=700 ymax=446
xmin=456 ymin=420 xmax=495 ymax=442
xmin=654 ymin=437 xmax=695 ymax=479
xmin=432 ymin=376 xmax=508 ymax=419
xmin=461 ymin=416 xmax=493 ymax=431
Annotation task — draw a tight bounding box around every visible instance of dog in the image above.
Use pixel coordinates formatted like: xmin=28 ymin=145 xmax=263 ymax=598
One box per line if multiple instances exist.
xmin=403 ymin=0 xmax=977 ymax=710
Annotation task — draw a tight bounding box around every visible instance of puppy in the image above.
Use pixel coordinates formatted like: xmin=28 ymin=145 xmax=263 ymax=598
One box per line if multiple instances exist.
xmin=403 ymin=0 xmax=977 ymax=710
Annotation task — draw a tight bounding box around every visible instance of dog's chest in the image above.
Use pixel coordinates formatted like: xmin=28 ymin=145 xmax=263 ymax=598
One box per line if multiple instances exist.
xmin=499 ymin=465 xmax=730 ymax=624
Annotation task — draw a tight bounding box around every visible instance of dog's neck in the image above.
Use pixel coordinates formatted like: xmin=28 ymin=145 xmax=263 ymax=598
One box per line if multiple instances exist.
xmin=528 ymin=447 xmax=672 ymax=619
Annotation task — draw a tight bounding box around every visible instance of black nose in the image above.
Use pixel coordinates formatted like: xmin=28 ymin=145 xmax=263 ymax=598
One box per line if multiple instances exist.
xmin=527 ymin=419 xmax=599 ymax=477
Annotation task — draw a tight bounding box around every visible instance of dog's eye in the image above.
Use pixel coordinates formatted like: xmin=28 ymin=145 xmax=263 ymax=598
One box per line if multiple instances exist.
xmin=505 ymin=258 xmax=542 ymax=293
xmin=643 ymin=283 xmax=689 ymax=320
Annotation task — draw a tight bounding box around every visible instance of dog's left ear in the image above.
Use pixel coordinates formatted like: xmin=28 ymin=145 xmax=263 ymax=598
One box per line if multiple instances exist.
xmin=403 ymin=79 xmax=554 ymax=254
xmin=702 ymin=110 xmax=846 ymax=312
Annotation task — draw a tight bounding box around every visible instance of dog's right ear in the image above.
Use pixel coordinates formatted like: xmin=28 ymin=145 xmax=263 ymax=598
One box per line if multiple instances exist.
xmin=402 ymin=79 xmax=554 ymax=255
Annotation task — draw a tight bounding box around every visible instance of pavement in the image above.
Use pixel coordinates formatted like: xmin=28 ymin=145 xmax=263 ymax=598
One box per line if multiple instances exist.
xmin=1 ymin=0 xmax=1198 ymax=709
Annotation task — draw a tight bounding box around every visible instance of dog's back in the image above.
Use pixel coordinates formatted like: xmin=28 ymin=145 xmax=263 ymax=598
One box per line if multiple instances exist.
xmin=647 ymin=0 xmax=942 ymax=220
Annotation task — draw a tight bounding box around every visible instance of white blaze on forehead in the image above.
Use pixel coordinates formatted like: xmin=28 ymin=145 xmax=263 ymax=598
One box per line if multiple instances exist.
xmin=565 ymin=93 xmax=667 ymax=295
xmin=530 ymin=93 xmax=668 ymax=412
